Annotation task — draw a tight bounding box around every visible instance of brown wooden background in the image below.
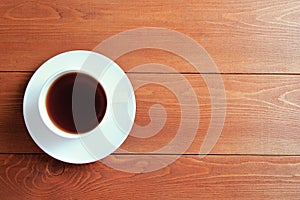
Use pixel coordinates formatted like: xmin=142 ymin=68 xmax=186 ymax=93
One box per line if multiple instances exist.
xmin=1 ymin=0 xmax=300 ymax=199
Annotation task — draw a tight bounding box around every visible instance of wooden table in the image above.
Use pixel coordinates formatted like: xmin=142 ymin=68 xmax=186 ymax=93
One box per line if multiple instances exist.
xmin=1 ymin=0 xmax=300 ymax=199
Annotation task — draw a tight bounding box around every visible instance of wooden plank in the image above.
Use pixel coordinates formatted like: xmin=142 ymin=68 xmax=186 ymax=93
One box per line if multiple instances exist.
xmin=0 ymin=0 xmax=299 ymax=73
xmin=1 ymin=72 xmax=300 ymax=154
xmin=0 ymin=73 xmax=36 ymax=152
xmin=0 ymin=154 xmax=299 ymax=199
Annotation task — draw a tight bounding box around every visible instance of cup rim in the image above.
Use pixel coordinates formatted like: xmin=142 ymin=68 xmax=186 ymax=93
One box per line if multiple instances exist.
xmin=38 ymin=69 xmax=105 ymax=139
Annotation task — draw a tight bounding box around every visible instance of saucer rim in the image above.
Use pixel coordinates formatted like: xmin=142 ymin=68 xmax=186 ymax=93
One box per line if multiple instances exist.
xmin=23 ymin=50 xmax=136 ymax=164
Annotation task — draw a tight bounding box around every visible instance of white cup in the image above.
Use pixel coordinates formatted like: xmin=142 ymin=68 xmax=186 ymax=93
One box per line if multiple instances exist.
xmin=38 ymin=69 xmax=106 ymax=139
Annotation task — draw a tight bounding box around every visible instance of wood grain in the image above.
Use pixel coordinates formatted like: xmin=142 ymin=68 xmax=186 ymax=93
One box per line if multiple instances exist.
xmin=1 ymin=72 xmax=300 ymax=154
xmin=1 ymin=0 xmax=300 ymax=199
xmin=0 ymin=0 xmax=299 ymax=73
xmin=0 ymin=154 xmax=299 ymax=199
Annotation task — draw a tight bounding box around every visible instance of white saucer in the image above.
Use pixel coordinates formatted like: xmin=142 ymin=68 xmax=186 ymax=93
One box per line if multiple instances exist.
xmin=23 ymin=50 xmax=136 ymax=164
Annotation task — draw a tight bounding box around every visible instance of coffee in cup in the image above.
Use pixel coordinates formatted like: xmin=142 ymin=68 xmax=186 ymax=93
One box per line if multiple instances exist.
xmin=39 ymin=71 xmax=107 ymax=137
